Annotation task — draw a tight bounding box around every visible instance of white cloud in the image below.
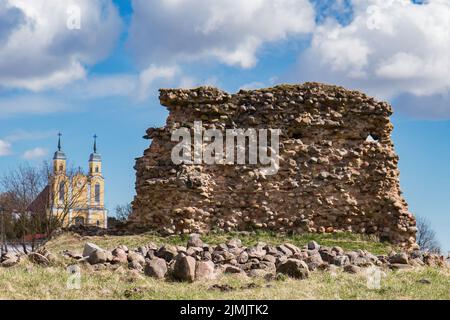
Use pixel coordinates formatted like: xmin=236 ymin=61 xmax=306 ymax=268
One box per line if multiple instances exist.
xmin=0 ymin=139 xmax=12 ymax=156
xmin=22 ymin=147 xmax=48 ymax=160
xmin=137 ymin=65 xmax=180 ymax=101
xmin=128 ymin=0 xmax=315 ymax=69
xmin=286 ymin=0 xmax=450 ymax=118
xmin=292 ymin=0 xmax=450 ymax=99
xmin=0 ymin=95 xmax=68 ymax=118
xmin=70 ymin=75 xmax=138 ymax=99
xmin=0 ymin=0 xmax=122 ymax=91
xmin=4 ymin=129 xmax=57 ymax=142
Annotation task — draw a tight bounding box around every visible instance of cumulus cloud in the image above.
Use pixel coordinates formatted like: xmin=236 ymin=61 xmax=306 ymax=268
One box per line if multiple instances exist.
xmin=0 ymin=139 xmax=12 ymax=156
xmin=4 ymin=129 xmax=57 ymax=142
xmin=128 ymin=0 xmax=316 ymax=69
xmin=289 ymin=0 xmax=450 ymax=117
xmin=22 ymin=147 xmax=48 ymax=160
xmin=0 ymin=0 xmax=122 ymax=91
xmin=0 ymin=0 xmax=24 ymax=43
xmin=0 ymin=95 xmax=69 ymax=118
xmin=137 ymin=65 xmax=180 ymax=101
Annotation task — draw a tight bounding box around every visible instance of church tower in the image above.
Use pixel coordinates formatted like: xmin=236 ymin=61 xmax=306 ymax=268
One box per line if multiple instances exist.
xmin=53 ymin=133 xmax=66 ymax=174
xmin=88 ymin=135 xmax=107 ymax=227
xmin=50 ymin=133 xmax=70 ymax=224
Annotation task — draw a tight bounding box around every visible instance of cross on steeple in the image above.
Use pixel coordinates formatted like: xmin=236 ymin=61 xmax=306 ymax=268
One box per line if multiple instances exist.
xmin=93 ymin=134 xmax=98 ymax=153
xmin=57 ymin=132 xmax=62 ymax=151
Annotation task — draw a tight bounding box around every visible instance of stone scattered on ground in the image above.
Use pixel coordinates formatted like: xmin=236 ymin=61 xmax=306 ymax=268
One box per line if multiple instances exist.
xmin=1 ymin=234 xmax=447 ymax=283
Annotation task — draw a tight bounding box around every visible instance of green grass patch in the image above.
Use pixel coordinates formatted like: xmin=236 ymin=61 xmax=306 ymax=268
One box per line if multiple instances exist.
xmin=45 ymin=230 xmax=393 ymax=256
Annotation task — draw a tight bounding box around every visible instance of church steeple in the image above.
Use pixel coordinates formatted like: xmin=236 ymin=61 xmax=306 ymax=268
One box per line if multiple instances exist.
xmin=89 ymin=134 xmax=102 ymax=175
xmin=93 ymin=134 xmax=97 ymax=153
xmin=53 ymin=133 xmax=66 ymax=160
xmin=53 ymin=133 xmax=66 ymax=173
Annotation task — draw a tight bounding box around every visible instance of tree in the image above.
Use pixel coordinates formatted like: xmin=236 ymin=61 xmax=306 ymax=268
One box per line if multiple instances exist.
xmin=115 ymin=203 xmax=132 ymax=222
xmin=416 ymin=216 xmax=441 ymax=254
xmin=0 ymin=162 xmax=88 ymax=253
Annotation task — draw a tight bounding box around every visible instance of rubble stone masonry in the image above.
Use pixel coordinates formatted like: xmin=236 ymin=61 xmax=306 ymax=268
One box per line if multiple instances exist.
xmin=130 ymin=83 xmax=416 ymax=247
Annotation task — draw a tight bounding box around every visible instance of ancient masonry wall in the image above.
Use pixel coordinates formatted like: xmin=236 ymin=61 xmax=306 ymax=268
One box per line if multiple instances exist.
xmin=130 ymin=83 xmax=417 ymax=247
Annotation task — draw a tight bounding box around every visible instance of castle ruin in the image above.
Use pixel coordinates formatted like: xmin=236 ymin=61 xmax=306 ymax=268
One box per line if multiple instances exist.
xmin=130 ymin=83 xmax=416 ymax=247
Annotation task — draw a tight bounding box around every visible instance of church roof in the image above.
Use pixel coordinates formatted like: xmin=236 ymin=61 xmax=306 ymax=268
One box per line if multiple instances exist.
xmin=27 ymin=185 xmax=50 ymax=214
xmin=89 ymin=152 xmax=102 ymax=162
xmin=53 ymin=150 xmax=67 ymax=160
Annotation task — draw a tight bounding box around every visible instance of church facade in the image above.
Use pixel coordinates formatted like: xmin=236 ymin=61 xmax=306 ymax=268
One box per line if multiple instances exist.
xmin=42 ymin=134 xmax=108 ymax=228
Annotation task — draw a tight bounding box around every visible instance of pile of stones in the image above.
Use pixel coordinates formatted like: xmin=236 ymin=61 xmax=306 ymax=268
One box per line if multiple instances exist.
xmin=59 ymin=234 xmax=446 ymax=282
xmin=0 ymin=247 xmax=56 ymax=268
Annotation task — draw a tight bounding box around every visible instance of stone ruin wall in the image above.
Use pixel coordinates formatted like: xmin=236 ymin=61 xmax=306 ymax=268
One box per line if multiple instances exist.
xmin=130 ymin=83 xmax=417 ymax=247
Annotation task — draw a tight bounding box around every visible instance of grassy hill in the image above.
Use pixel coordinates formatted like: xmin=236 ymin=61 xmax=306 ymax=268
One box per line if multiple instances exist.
xmin=0 ymin=231 xmax=448 ymax=300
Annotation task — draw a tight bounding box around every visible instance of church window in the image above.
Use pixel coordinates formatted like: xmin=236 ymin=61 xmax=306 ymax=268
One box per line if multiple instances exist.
xmin=95 ymin=167 xmax=99 ymax=173
xmin=59 ymin=165 xmax=64 ymax=172
xmin=95 ymin=183 xmax=101 ymax=203
xmin=59 ymin=182 xmax=65 ymax=202
xmin=74 ymin=217 xmax=84 ymax=226
xmin=96 ymin=220 xmax=100 ymax=226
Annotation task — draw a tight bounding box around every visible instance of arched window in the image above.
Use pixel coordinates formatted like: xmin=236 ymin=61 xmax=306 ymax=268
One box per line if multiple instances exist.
xmin=96 ymin=220 xmax=100 ymax=226
xmin=94 ymin=183 xmax=101 ymax=203
xmin=59 ymin=181 xmax=65 ymax=202
xmin=74 ymin=217 xmax=85 ymax=226
xmin=95 ymin=166 xmax=99 ymax=173
xmin=59 ymin=165 xmax=64 ymax=172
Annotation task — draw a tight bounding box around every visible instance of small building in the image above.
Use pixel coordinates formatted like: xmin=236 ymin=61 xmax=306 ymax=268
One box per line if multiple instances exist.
xmin=30 ymin=134 xmax=107 ymax=228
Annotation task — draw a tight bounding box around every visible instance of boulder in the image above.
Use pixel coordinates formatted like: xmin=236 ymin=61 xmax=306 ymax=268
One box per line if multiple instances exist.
xmin=389 ymin=263 xmax=412 ymax=270
xmin=319 ymin=250 xmax=336 ymax=263
xmin=226 ymin=238 xmax=242 ymax=249
xmin=156 ymin=245 xmax=178 ymax=262
xmin=87 ymin=249 xmax=108 ymax=265
xmin=237 ymin=251 xmax=249 ymax=264
xmin=262 ymin=255 xmax=277 ymax=264
xmin=111 ymin=248 xmax=128 ymax=264
xmin=1 ymin=252 xmax=18 ymax=263
xmin=83 ymin=242 xmax=103 ymax=258
xmin=248 ymin=269 xmax=273 ymax=278
xmin=276 ymin=259 xmax=309 ymax=279
xmin=173 ymin=255 xmax=196 ymax=282
xmin=144 ymin=258 xmax=168 ymax=279
xmin=343 ymin=265 xmax=361 ymax=274
xmin=224 ymin=264 xmax=243 ymax=274
xmin=128 ymin=252 xmax=145 ymax=265
xmin=1 ymin=253 xmax=18 ymax=267
xmin=305 ymin=253 xmax=323 ymax=271
xmin=333 ymin=255 xmax=350 ymax=266
xmin=247 ymin=245 xmax=266 ymax=259
xmin=128 ymin=260 xmax=144 ymax=271
xmin=137 ymin=246 xmax=148 ymax=257
xmin=284 ymin=243 xmax=301 ymax=254
xmin=277 ymin=245 xmax=293 ymax=257
xmin=187 ymin=233 xmax=203 ymax=248
xmin=195 ymin=260 xmax=215 ymax=281
xmin=307 ymin=241 xmax=320 ymax=251
xmin=388 ymin=253 xmax=409 ymax=265
xmin=28 ymin=252 xmax=50 ymax=266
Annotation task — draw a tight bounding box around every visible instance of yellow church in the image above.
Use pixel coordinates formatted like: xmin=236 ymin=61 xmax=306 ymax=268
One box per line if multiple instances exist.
xmin=34 ymin=134 xmax=108 ymax=228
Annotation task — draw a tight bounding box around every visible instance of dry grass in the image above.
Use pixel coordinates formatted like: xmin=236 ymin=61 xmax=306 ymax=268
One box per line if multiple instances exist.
xmin=0 ymin=232 xmax=448 ymax=300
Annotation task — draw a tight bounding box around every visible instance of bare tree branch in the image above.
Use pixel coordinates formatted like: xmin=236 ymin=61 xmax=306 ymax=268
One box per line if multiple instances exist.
xmin=416 ymin=215 xmax=441 ymax=254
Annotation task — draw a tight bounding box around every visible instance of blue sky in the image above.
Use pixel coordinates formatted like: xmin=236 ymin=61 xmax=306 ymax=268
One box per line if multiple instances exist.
xmin=0 ymin=0 xmax=448 ymax=251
